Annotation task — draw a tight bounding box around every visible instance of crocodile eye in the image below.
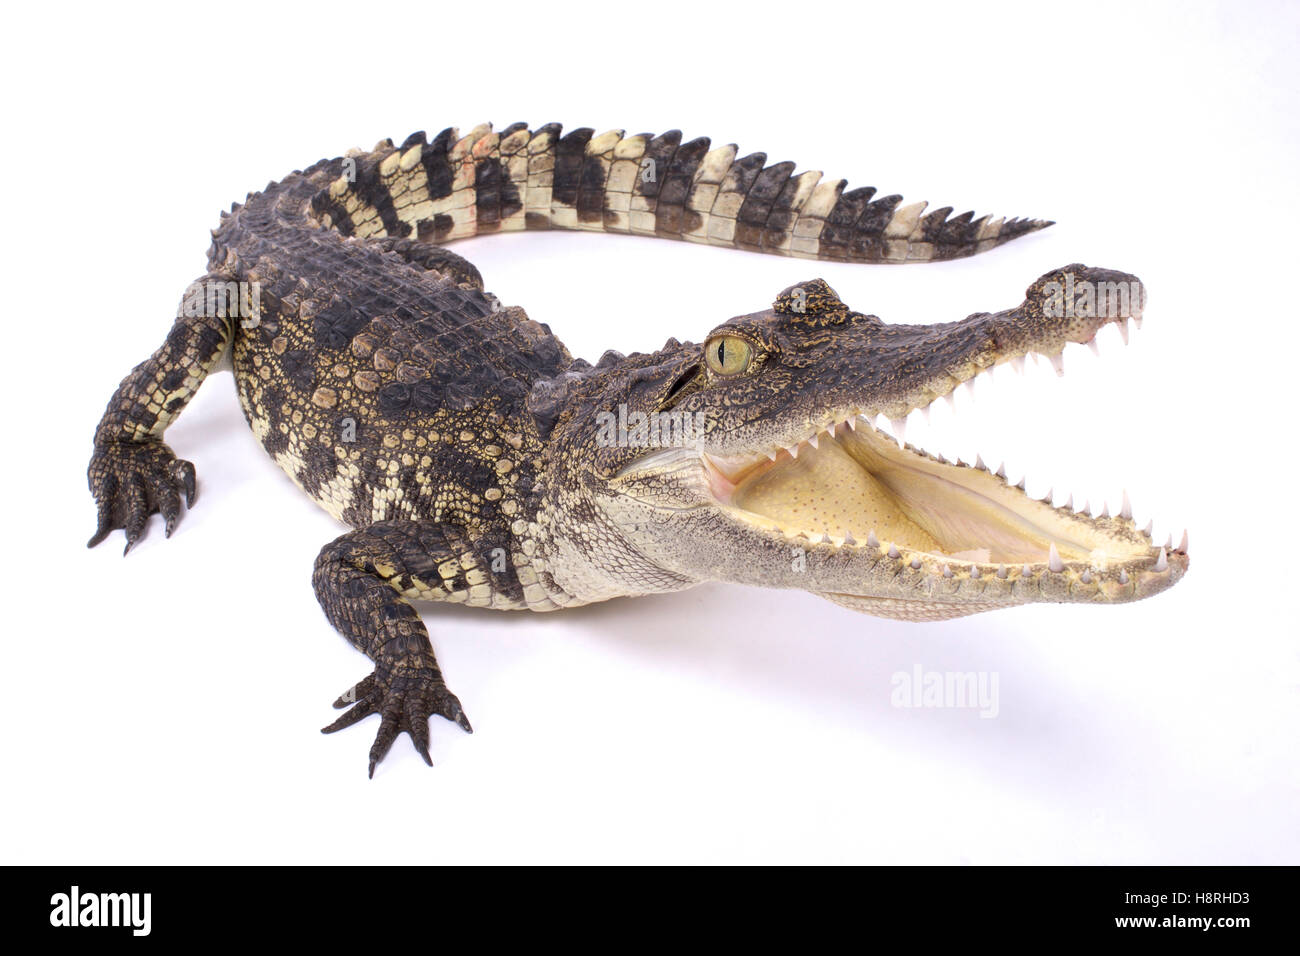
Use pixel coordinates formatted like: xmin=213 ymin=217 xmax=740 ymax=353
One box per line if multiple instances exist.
xmin=704 ymin=335 xmax=753 ymax=376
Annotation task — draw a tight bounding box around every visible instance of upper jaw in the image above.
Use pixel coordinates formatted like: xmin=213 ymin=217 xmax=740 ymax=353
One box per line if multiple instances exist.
xmin=706 ymin=264 xmax=1147 ymax=459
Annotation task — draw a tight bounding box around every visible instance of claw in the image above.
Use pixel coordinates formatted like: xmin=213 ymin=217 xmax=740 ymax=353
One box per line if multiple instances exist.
xmin=445 ymin=697 xmax=473 ymax=734
xmin=149 ymin=474 xmax=182 ymax=538
xmin=410 ymin=735 xmax=433 ymax=767
xmin=332 ymin=675 xmax=374 ymax=708
xmin=321 ymin=699 xmax=376 ymax=734
xmin=121 ymin=474 xmax=149 ymax=555
xmin=87 ymin=479 xmax=117 ymax=548
xmin=407 ymin=702 xmax=434 ymax=766
xmin=368 ymin=712 xmax=401 ymax=778
xmin=173 ymin=459 xmax=197 ymax=508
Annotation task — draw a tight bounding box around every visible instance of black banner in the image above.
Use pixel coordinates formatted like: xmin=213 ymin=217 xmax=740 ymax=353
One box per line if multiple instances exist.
xmin=9 ymin=865 xmax=1290 ymax=942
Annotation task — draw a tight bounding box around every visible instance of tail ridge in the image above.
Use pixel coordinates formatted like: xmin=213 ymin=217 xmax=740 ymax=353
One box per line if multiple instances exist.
xmin=309 ymin=122 xmax=1052 ymax=263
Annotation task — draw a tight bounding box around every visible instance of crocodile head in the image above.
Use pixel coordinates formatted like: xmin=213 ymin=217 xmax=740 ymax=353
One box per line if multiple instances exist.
xmin=537 ymin=264 xmax=1188 ymax=619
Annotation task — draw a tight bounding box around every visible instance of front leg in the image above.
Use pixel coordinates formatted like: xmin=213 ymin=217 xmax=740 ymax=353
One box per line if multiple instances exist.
xmin=314 ymin=521 xmax=512 ymax=776
xmin=87 ymin=274 xmax=238 ymax=552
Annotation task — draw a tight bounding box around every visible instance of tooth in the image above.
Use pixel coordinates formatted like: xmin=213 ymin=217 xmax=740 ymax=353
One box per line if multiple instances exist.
xmin=788 ymin=443 xmax=800 ymax=459
xmin=1080 ymin=569 xmax=1092 ymax=583
xmin=921 ymin=405 xmax=931 ymax=424
xmin=1133 ymin=316 xmax=1144 ymax=330
xmin=942 ymin=565 xmax=953 ymax=578
xmin=843 ymin=530 xmax=857 ymax=545
xmin=808 ymin=434 xmax=819 ymax=450
xmin=1120 ymin=489 xmax=1132 ymax=520
xmin=1179 ymin=529 xmax=1188 ymax=552
xmin=1049 ymin=351 xmax=1065 ymax=377
xmin=1164 ymin=533 xmax=1173 ymax=550
xmin=820 ymin=533 xmax=832 ymax=544
xmin=910 ymin=558 xmax=921 ymax=570
xmin=971 ymin=565 xmax=981 ymax=578
xmin=1066 ymin=493 xmax=1074 ymax=511
xmin=1083 ymin=499 xmax=1091 ymax=516
xmin=766 ymin=449 xmax=778 ymax=462
xmin=1087 ymin=337 xmax=1100 ymax=357
xmin=888 ymin=544 xmax=900 ymax=559
xmin=1048 ymin=543 xmax=1064 ymax=573
xmin=996 ymin=566 xmax=1008 ymax=579
xmin=1154 ymin=548 xmax=1168 ymax=572
xmin=1119 ymin=569 xmax=1129 ymax=585
xmin=1043 ymin=486 xmax=1054 ymax=503
xmin=1015 ymin=477 xmax=1026 ymax=491
xmin=963 ymin=378 xmax=977 ymax=399
xmin=1100 ymin=501 xmax=1110 ymax=518
xmin=1143 ymin=519 xmax=1153 ymax=537
xmin=1118 ymin=318 xmax=1130 ymax=345
xmin=866 ymin=530 xmax=880 ymax=549
xmin=890 ymin=417 xmax=907 ymax=446
xmin=1011 ymin=356 xmax=1025 ymax=375
xmin=976 ymin=454 xmax=987 ymax=471
xmin=847 ymin=416 xmax=858 ymax=431
xmin=996 ymin=463 xmax=1007 ymax=480
xmin=1021 ymin=563 xmax=1032 ymax=577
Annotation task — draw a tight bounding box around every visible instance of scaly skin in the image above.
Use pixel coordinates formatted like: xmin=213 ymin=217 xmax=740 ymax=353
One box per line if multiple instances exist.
xmin=87 ymin=122 xmax=1185 ymax=774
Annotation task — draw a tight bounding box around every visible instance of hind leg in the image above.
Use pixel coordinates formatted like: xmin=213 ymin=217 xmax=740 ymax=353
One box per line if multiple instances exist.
xmin=313 ymin=521 xmax=525 ymax=776
xmin=87 ymin=275 xmax=240 ymax=552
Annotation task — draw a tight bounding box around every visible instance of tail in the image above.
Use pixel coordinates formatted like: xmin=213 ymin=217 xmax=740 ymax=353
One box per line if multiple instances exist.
xmin=309 ymin=122 xmax=1051 ymax=263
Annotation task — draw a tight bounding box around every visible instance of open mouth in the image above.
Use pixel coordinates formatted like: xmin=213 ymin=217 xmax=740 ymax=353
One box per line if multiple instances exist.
xmin=708 ymin=419 xmax=1165 ymax=563
xmin=698 ymin=334 xmax=1188 ymax=598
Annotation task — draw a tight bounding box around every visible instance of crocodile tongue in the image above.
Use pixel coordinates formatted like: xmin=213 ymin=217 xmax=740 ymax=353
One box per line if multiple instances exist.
xmin=730 ymin=437 xmax=941 ymax=550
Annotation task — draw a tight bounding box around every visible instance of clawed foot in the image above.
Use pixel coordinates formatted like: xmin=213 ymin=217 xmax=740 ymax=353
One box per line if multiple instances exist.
xmin=87 ymin=440 xmax=197 ymax=553
xmin=322 ymin=663 xmax=473 ymax=777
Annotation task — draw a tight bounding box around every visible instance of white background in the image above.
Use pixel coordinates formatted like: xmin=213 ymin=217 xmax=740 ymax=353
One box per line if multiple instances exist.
xmin=2 ymin=0 xmax=1296 ymax=864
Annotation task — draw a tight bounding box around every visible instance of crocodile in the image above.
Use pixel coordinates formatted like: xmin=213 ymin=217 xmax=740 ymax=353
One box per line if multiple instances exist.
xmin=87 ymin=122 xmax=1188 ymax=775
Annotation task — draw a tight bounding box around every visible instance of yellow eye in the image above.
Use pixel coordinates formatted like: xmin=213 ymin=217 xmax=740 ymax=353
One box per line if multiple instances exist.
xmin=704 ymin=335 xmax=753 ymax=376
